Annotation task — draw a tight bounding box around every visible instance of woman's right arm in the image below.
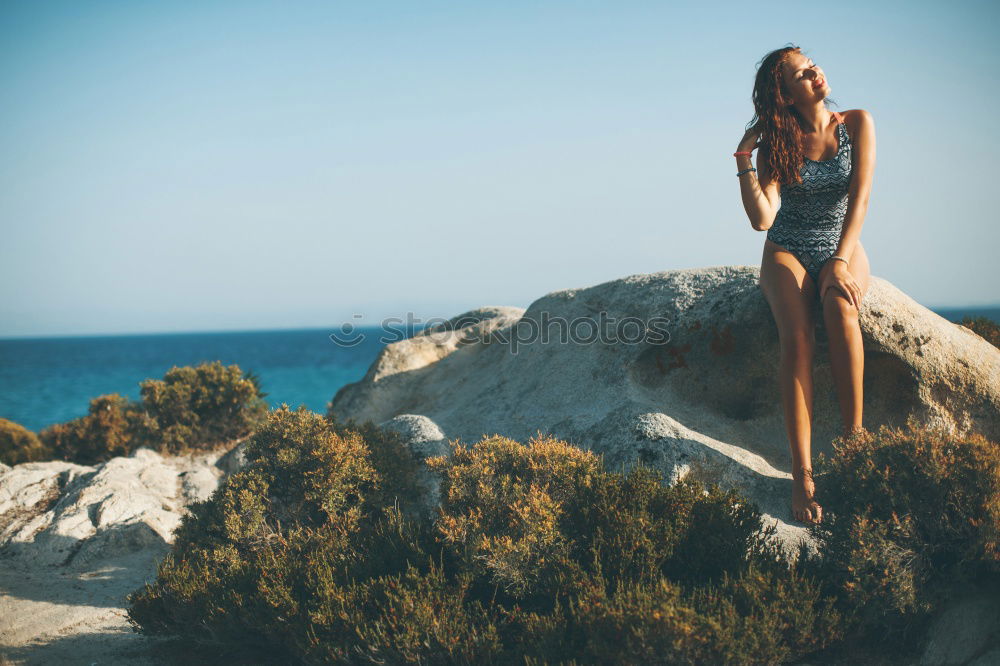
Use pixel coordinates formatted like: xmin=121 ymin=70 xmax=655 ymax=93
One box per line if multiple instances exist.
xmin=735 ymin=128 xmax=780 ymax=231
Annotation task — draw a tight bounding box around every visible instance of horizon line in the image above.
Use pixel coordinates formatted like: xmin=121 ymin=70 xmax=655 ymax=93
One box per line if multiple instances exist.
xmin=2 ymin=301 xmax=999 ymax=342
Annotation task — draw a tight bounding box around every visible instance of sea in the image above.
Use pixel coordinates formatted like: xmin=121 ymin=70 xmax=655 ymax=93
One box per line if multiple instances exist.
xmin=1 ymin=305 xmax=998 ymax=434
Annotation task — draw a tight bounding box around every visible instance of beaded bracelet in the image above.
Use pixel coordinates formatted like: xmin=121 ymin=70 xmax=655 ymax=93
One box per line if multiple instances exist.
xmin=736 ymin=167 xmax=756 ymax=177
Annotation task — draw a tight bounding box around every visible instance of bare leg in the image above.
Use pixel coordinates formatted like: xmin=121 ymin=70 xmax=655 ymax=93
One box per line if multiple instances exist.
xmin=759 ymin=240 xmax=823 ymax=524
xmin=822 ymin=242 xmax=871 ymax=437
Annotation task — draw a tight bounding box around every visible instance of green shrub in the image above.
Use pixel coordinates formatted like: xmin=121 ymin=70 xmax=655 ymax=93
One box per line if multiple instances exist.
xmin=325 ymin=410 xmax=426 ymax=521
xmin=958 ymin=315 xmax=1000 ymax=349
xmin=37 ymin=393 xmax=153 ymax=466
xmin=428 ymin=434 xmax=785 ymax=600
xmin=513 ymin=561 xmax=836 ymax=665
xmin=31 ymin=362 xmax=268 ymax=465
xmin=139 ymin=361 xmax=268 ymax=453
xmin=796 ymin=417 xmax=1000 ymax=659
xmin=127 ymin=410 xmax=843 ymax=664
xmin=428 ymin=433 xmax=841 ymax=664
xmin=0 ymin=417 xmax=52 ymax=465
xmin=127 ymin=405 xmax=435 ymax=661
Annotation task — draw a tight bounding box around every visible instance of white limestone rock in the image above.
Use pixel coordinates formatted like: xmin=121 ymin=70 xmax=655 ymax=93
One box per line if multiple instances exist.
xmin=0 ymin=443 xmax=239 ymax=661
xmin=0 ymin=446 xmax=228 ymax=569
xmin=919 ymin=579 xmax=1000 ymax=666
xmin=330 ymin=266 xmax=1000 ymax=559
xmin=377 ymin=413 xmax=449 ymax=520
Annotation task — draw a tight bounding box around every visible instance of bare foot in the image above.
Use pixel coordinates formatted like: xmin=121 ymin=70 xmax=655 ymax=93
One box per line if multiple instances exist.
xmin=791 ymin=467 xmax=822 ymax=524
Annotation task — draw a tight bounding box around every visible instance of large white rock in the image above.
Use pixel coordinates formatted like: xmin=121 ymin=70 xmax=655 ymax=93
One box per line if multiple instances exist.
xmin=0 ymin=443 xmax=241 ymax=663
xmin=0 ymin=447 xmax=231 ymax=568
xmin=332 ymin=267 xmax=1000 ymax=557
xmin=330 ymin=265 xmax=1000 ymax=664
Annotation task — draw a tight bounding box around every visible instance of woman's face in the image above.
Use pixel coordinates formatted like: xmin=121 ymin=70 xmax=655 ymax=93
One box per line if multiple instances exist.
xmin=781 ymin=52 xmax=828 ymax=106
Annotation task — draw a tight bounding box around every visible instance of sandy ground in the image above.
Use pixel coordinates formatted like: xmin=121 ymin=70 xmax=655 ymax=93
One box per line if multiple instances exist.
xmin=0 ymin=548 xmax=183 ymax=665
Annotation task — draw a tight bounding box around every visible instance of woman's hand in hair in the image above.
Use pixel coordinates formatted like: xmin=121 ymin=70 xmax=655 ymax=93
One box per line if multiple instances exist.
xmin=737 ymin=124 xmax=763 ymax=153
xmin=819 ymin=261 xmax=863 ymax=309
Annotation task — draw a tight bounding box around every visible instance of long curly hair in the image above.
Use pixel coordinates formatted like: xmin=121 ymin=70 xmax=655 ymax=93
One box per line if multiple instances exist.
xmin=747 ymin=44 xmax=841 ymax=186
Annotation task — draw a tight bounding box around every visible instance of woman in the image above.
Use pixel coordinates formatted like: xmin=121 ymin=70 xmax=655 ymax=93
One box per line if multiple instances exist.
xmin=734 ymin=45 xmax=876 ymax=525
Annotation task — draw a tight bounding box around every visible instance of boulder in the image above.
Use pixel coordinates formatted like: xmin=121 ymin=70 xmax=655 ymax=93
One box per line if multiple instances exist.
xmin=918 ymin=578 xmax=1000 ymax=665
xmin=0 ymin=444 xmax=236 ymax=661
xmin=377 ymin=413 xmax=449 ymax=520
xmin=331 ymin=267 xmax=1000 ymax=556
xmin=0 ymin=447 xmax=230 ymax=569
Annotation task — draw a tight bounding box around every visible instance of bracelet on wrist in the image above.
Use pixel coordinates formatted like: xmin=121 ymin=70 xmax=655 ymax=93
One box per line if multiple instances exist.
xmin=736 ymin=167 xmax=756 ymax=177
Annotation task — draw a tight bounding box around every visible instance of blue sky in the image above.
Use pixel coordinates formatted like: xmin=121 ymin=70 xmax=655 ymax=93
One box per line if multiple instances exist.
xmin=1 ymin=0 xmax=997 ymax=338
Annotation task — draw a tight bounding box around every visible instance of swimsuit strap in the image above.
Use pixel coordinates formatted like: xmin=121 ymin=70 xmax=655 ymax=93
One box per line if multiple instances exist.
xmin=833 ymin=111 xmax=848 ymax=143
xmin=805 ymin=112 xmax=847 ymax=161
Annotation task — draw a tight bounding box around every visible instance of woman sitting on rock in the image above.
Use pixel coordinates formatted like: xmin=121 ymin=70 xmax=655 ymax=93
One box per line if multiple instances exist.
xmin=734 ymin=44 xmax=875 ymax=525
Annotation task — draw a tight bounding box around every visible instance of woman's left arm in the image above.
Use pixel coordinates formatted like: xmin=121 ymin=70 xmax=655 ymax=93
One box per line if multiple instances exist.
xmin=837 ymin=109 xmax=876 ymax=263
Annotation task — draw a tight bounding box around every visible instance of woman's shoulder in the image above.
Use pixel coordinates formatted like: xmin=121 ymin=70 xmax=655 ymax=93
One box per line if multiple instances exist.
xmin=839 ymin=109 xmax=874 ymax=141
xmin=840 ymin=109 xmax=872 ymax=130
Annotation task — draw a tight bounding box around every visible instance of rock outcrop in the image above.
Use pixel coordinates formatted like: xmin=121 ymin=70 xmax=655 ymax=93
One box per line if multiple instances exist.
xmin=327 ymin=265 xmax=1000 ymax=663
xmin=0 ymin=448 xmax=232 ymax=569
xmin=0 ymin=443 xmax=243 ymax=664
xmin=331 ymin=266 xmax=1000 ymax=555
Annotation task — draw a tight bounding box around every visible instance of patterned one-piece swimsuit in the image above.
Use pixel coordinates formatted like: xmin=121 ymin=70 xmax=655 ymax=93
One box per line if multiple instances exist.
xmin=766 ymin=111 xmax=853 ymax=289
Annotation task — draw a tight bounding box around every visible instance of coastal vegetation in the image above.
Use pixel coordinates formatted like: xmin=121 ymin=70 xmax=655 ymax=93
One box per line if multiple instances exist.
xmin=0 ymin=417 xmax=51 ymax=465
xmin=124 ymin=406 xmax=1000 ymax=664
xmin=3 ymin=320 xmax=999 ymax=662
xmin=0 ymin=361 xmax=267 ymax=466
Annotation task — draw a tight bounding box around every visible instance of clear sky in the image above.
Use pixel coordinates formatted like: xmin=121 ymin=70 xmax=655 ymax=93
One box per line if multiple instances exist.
xmin=1 ymin=0 xmax=997 ymax=338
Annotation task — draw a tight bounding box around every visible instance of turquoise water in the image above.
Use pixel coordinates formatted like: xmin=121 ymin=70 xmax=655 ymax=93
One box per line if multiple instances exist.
xmin=0 ymin=326 xmax=404 ymax=432
xmin=1 ymin=306 xmax=997 ymax=433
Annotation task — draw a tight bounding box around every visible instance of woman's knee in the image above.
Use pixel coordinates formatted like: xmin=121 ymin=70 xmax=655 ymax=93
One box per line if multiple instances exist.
xmin=822 ymin=289 xmax=858 ymax=321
